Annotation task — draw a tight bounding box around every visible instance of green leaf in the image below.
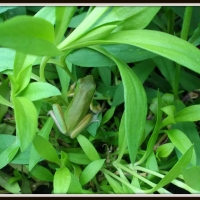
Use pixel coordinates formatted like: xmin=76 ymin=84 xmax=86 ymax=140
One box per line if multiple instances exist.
xmin=112 ymin=82 xmax=124 ymax=107
xmin=188 ymin=24 xmax=200 ymax=46
xmin=66 ymin=44 xmax=156 ymax=67
xmin=104 ymin=173 xmax=124 ymax=194
xmin=117 ymin=114 xmax=127 ymax=162
xmin=156 ymin=143 xmax=174 ymax=159
xmin=19 ymin=82 xmax=61 ymax=101
xmin=53 ymin=167 xmax=71 ymax=194
xmin=29 ymin=118 xmax=54 ymax=171
xmin=67 ymin=173 xmax=83 ymax=194
xmin=80 ymin=159 xmax=105 ymax=186
xmin=0 ymin=15 xmax=61 ymax=56
xmin=148 ymin=144 xmax=194 ymax=193
xmin=98 ymin=67 xmax=111 ymax=86
xmin=58 ymin=7 xmax=110 ymax=49
xmin=92 ymin=46 xmax=147 ymax=165
xmin=103 ymin=30 xmax=200 ymax=75
xmin=0 ymin=6 xmax=16 ymax=14
xmin=172 ymin=100 xmax=200 ymax=166
xmin=76 ymin=134 xmax=101 ymax=161
xmin=174 ymin=105 xmax=200 ymax=123
xmin=34 ymin=6 xmax=55 ymax=24
xmin=16 ymin=64 xmax=32 ymax=94
xmin=166 ymin=129 xmax=196 ymax=166
xmin=0 ymin=170 xmax=20 ymax=194
xmin=135 ymin=91 xmax=162 ymax=165
xmin=54 ymin=6 xmax=76 ymax=45
xmin=33 ymin=135 xmax=60 ymax=166
xmin=96 ymin=7 xmax=160 ymax=30
xmin=0 ymin=139 xmax=19 ymax=169
xmin=13 ymin=97 xmax=38 ymax=151
xmin=68 ymin=153 xmax=91 ymax=165
xmin=101 ymin=106 xmax=115 ymax=125
xmin=0 ymin=48 xmax=15 ymax=72
xmin=0 ymin=79 xmax=11 ymax=122
xmin=29 ymin=165 xmax=53 ymax=182
xmin=182 ymin=166 xmax=200 ymax=191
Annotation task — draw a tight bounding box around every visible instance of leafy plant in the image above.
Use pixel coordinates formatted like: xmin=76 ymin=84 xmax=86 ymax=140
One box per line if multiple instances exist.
xmin=0 ymin=6 xmax=200 ymax=194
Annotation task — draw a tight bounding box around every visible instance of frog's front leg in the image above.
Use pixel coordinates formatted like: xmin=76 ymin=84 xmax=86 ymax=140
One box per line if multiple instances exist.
xmin=48 ymin=104 xmax=68 ymax=134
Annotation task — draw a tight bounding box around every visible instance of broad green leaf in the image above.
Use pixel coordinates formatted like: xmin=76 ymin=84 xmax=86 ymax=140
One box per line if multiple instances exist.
xmin=92 ymin=46 xmax=147 ymax=165
xmin=13 ymin=97 xmax=38 ymax=151
xmin=33 ymin=135 xmax=60 ymax=166
xmin=148 ymin=144 xmax=194 ymax=193
xmin=29 ymin=117 xmax=54 ymax=171
xmin=166 ymin=129 xmax=196 ymax=166
xmin=182 ymin=166 xmax=200 ymax=191
xmin=77 ymin=134 xmax=101 ymax=161
xmin=53 ymin=167 xmax=71 ymax=194
xmin=28 ymin=165 xmax=53 ymax=182
xmin=0 ymin=139 xmax=19 ymax=169
xmin=0 ymin=15 xmax=61 ymax=56
xmin=0 ymin=48 xmax=15 ymax=72
xmin=174 ymin=105 xmax=200 ymax=123
xmin=0 ymin=170 xmax=20 ymax=194
xmin=80 ymin=159 xmax=105 ymax=186
xmin=19 ymin=82 xmax=61 ymax=101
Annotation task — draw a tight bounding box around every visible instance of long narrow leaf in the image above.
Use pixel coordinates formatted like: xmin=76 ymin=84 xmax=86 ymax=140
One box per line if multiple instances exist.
xmin=91 ymin=46 xmax=147 ymax=165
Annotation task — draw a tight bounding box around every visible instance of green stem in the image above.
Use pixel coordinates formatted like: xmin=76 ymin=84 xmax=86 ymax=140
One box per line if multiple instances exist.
xmin=39 ymin=56 xmax=50 ymax=82
xmin=101 ymin=168 xmax=146 ymax=194
xmin=114 ymin=162 xmax=171 ymax=193
xmin=173 ymin=6 xmax=193 ymax=99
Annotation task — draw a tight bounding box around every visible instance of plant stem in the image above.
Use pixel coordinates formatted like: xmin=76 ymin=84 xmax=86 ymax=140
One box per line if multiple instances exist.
xmin=114 ymin=162 xmax=171 ymax=194
xmin=39 ymin=56 xmax=50 ymax=82
xmin=173 ymin=6 xmax=193 ymax=99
